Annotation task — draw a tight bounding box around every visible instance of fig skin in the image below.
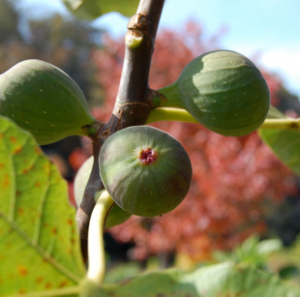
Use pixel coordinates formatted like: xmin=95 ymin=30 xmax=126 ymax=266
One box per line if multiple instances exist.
xmin=0 ymin=59 xmax=95 ymax=145
xmin=158 ymin=50 xmax=270 ymax=136
xmin=100 ymin=126 xmax=192 ymax=217
xmin=74 ymin=156 xmax=131 ymax=228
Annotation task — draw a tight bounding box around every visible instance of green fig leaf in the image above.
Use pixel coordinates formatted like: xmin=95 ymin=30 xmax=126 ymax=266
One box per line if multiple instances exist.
xmin=0 ymin=116 xmax=85 ymax=296
xmin=94 ymin=262 xmax=300 ymax=297
xmin=61 ymin=0 xmax=139 ymax=20
xmin=259 ymin=106 xmax=300 ymax=176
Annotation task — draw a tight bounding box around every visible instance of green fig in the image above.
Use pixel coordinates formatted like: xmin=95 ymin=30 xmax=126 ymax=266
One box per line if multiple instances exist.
xmin=99 ymin=126 xmax=192 ymax=217
xmin=157 ymin=50 xmax=270 ymax=136
xmin=74 ymin=156 xmax=131 ymax=228
xmin=0 ymin=59 xmax=95 ymax=145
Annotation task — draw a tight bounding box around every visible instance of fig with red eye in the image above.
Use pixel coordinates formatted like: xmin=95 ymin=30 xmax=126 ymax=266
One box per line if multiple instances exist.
xmin=99 ymin=126 xmax=192 ymax=217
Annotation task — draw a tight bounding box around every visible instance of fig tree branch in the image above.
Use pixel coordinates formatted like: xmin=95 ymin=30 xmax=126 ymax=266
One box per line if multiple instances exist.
xmin=77 ymin=0 xmax=165 ymax=262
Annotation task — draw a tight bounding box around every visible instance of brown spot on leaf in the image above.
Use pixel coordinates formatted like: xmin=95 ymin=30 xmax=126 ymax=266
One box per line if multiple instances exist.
xmin=35 ymin=181 xmax=41 ymax=187
xmin=52 ymin=228 xmax=57 ymax=234
xmin=18 ymin=208 xmax=24 ymax=215
xmin=14 ymin=146 xmax=22 ymax=154
xmin=16 ymin=190 xmax=21 ymax=196
xmin=45 ymin=283 xmax=52 ymax=289
xmin=3 ymin=174 xmax=10 ymax=188
xmin=36 ymin=277 xmax=43 ymax=283
xmin=58 ymin=281 xmax=68 ymax=288
xmin=18 ymin=289 xmax=26 ymax=295
xmin=35 ymin=147 xmax=41 ymax=154
xmin=0 ymin=133 xmax=3 ymax=139
xmin=10 ymin=136 xmax=17 ymax=143
xmin=67 ymin=219 xmax=73 ymax=225
xmin=18 ymin=265 xmax=28 ymax=276
xmin=6 ymin=242 xmax=12 ymax=248
xmin=22 ymin=168 xmax=29 ymax=174
xmin=0 ymin=163 xmax=4 ymax=168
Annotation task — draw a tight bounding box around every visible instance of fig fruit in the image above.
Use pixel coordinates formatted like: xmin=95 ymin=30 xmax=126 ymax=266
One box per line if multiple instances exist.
xmin=74 ymin=156 xmax=131 ymax=228
xmin=99 ymin=126 xmax=192 ymax=217
xmin=158 ymin=50 xmax=270 ymax=136
xmin=0 ymin=59 xmax=95 ymax=145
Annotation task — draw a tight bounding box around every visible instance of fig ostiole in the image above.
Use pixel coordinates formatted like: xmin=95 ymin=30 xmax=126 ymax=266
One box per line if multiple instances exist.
xmin=156 ymin=50 xmax=270 ymax=137
xmin=100 ymin=126 xmax=193 ymax=217
xmin=74 ymin=156 xmax=131 ymax=228
xmin=0 ymin=59 xmax=96 ymax=145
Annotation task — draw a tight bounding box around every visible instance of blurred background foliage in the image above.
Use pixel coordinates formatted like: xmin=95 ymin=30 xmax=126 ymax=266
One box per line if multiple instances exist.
xmin=1 ymin=0 xmax=300 ymax=283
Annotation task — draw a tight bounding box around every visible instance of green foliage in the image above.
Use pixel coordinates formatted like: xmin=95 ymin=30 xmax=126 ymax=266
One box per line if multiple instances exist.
xmin=259 ymin=107 xmax=300 ymax=175
xmin=213 ymin=236 xmax=282 ymax=269
xmin=104 ymin=262 xmax=142 ymax=284
xmin=100 ymin=126 xmax=192 ymax=217
xmin=0 ymin=115 xmax=85 ymax=296
xmin=158 ymin=50 xmax=270 ymax=136
xmin=0 ymin=59 xmax=95 ymax=145
xmin=62 ymin=0 xmax=139 ymax=20
xmin=90 ymin=262 xmax=300 ymax=297
xmin=267 ymin=236 xmax=300 ymax=283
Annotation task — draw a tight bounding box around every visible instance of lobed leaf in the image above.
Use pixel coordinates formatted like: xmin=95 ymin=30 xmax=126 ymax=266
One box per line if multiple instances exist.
xmin=259 ymin=105 xmax=300 ymax=176
xmin=0 ymin=115 xmax=85 ymax=297
xmin=62 ymin=0 xmax=139 ymax=20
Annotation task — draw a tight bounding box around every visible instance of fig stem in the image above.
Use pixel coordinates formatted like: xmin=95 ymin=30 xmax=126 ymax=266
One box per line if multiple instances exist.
xmin=154 ymin=83 xmax=185 ymax=109
xmin=147 ymin=107 xmax=300 ymax=131
xmin=260 ymin=118 xmax=300 ymax=130
xmin=146 ymin=107 xmax=198 ymax=124
xmin=86 ymin=190 xmax=114 ymax=286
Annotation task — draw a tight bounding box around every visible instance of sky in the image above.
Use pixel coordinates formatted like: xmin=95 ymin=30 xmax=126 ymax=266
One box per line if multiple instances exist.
xmin=16 ymin=0 xmax=300 ymax=99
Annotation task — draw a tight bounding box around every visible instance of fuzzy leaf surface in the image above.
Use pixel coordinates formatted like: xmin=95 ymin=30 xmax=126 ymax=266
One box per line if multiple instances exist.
xmin=0 ymin=116 xmax=85 ymax=296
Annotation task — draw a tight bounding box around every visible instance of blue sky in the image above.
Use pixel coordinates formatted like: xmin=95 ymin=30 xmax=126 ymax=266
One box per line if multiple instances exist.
xmin=16 ymin=0 xmax=300 ymax=99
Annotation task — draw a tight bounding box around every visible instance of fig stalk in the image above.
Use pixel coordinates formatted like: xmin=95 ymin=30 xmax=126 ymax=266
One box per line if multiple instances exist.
xmin=146 ymin=107 xmax=300 ymax=131
xmin=80 ymin=190 xmax=114 ymax=297
xmin=146 ymin=107 xmax=198 ymax=124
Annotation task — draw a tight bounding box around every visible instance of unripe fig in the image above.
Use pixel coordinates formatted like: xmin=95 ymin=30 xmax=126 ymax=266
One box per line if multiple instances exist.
xmin=74 ymin=156 xmax=131 ymax=228
xmin=158 ymin=50 xmax=270 ymax=136
xmin=99 ymin=126 xmax=192 ymax=217
xmin=0 ymin=59 xmax=96 ymax=145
